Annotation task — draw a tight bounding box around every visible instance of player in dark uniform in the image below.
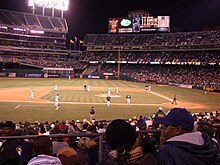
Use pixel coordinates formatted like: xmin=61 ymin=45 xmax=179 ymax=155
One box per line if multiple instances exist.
xmin=90 ymin=107 xmax=95 ymax=121
xmin=172 ymin=94 xmax=177 ymax=105
xmin=106 ymin=96 xmax=111 ymax=106
xmin=145 ymin=85 xmax=149 ymax=92
xmin=84 ymin=84 xmax=87 ymax=91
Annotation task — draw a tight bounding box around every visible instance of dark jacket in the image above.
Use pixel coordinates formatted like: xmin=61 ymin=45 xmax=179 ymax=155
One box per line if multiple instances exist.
xmin=158 ymin=132 xmax=219 ymax=165
xmin=99 ymin=152 xmax=157 ymax=165
xmin=0 ymin=139 xmax=22 ymax=165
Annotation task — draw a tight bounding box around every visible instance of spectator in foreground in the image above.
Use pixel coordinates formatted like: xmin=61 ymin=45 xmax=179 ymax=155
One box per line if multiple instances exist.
xmin=194 ymin=121 xmax=220 ymax=154
xmin=0 ymin=121 xmax=22 ymax=165
xmin=100 ymin=119 xmax=157 ymax=164
xmin=56 ymin=146 xmax=78 ymax=165
xmin=155 ymin=108 xmax=219 ymax=165
xmin=27 ymin=136 xmax=62 ymax=165
xmin=20 ymin=128 xmax=38 ymax=165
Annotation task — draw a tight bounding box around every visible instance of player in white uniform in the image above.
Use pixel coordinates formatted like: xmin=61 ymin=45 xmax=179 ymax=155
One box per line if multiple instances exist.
xmin=54 ymin=94 xmax=59 ymax=110
xmin=30 ymin=88 xmax=35 ymax=99
xmin=126 ymin=95 xmax=131 ymax=105
xmin=54 ymin=85 xmax=58 ymax=92
xmin=116 ymin=87 xmax=119 ymax=95
xmin=107 ymin=87 xmax=111 ymax=96
xmin=87 ymin=84 xmax=91 ymax=92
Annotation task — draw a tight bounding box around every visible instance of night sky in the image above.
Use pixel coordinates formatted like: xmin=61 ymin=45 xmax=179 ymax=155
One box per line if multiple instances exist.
xmin=0 ymin=0 xmax=220 ymax=40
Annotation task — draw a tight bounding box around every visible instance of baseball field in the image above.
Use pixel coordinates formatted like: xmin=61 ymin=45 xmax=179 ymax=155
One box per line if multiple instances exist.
xmin=0 ymin=78 xmax=220 ymax=123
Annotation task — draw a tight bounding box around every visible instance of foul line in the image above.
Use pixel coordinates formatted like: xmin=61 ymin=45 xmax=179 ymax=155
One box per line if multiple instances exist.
xmin=128 ymin=83 xmax=173 ymax=102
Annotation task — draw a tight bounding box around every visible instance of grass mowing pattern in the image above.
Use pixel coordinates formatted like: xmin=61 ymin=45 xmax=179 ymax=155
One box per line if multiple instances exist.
xmin=0 ymin=78 xmax=220 ymax=122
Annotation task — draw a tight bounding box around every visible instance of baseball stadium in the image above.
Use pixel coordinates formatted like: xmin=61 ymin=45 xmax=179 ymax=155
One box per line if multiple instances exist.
xmin=0 ymin=1 xmax=220 ymax=123
xmin=1 ymin=1 xmax=220 ymax=165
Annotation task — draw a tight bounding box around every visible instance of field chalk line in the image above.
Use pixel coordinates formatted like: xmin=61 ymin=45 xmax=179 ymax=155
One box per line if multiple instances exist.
xmin=128 ymin=83 xmax=173 ymax=102
xmin=14 ymin=105 xmax=21 ymax=109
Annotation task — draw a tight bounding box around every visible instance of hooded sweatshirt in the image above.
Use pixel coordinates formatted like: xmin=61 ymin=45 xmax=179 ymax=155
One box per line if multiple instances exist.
xmin=158 ymin=132 xmax=218 ymax=165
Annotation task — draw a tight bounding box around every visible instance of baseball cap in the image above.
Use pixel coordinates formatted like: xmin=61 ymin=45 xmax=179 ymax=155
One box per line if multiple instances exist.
xmin=154 ymin=108 xmax=194 ymax=131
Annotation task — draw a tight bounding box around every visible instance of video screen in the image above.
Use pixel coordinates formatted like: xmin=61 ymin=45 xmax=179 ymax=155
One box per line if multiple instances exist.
xmin=108 ymin=16 xmax=170 ymax=33
xmin=108 ymin=18 xmax=119 ymax=33
xmin=118 ymin=17 xmax=133 ymax=33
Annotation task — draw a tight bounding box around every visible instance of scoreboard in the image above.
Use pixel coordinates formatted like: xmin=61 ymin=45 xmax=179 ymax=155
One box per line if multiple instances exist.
xmin=108 ymin=16 xmax=170 ymax=33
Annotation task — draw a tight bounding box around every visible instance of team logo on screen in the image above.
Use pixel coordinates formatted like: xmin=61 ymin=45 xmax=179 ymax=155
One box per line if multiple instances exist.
xmin=120 ymin=19 xmax=132 ymax=27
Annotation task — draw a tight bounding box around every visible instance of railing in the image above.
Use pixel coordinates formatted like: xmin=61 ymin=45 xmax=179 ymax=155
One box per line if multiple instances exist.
xmin=0 ymin=129 xmax=162 ymax=163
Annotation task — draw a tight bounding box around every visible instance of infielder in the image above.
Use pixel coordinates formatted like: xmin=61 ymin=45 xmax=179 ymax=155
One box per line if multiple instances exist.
xmin=126 ymin=95 xmax=131 ymax=105
xmin=54 ymin=94 xmax=59 ymax=110
xmin=30 ymin=88 xmax=35 ymax=99
xmin=54 ymin=84 xmax=58 ymax=92
xmin=107 ymin=87 xmax=111 ymax=96
xmin=116 ymin=87 xmax=119 ymax=95
xmin=87 ymin=84 xmax=91 ymax=92
xmin=172 ymin=94 xmax=177 ymax=105
xmin=106 ymin=96 xmax=111 ymax=106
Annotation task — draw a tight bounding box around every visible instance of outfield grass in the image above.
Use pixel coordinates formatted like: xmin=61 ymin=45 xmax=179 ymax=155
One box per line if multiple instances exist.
xmin=0 ymin=78 xmax=220 ymax=123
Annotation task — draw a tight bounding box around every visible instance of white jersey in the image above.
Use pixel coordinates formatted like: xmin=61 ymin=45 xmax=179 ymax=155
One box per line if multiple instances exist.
xmin=54 ymin=95 xmax=59 ymax=110
xmin=116 ymin=87 xmax=119 ymax=95
xmin=30 ymin=88 xmax=35 ymax=98
xmin=55 ymin=95 xmax=59 ymax=102
xmin=87 ymin=85 xmax=91 ymax=91
xmin=107 ymin=88 xmax=111 ymax=96
xmin=54 ymin=85 xmax=58 ymax=91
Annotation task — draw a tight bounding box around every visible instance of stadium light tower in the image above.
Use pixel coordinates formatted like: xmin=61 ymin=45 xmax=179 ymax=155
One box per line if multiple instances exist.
xmin=28 ymin=0 xmax=69 ymax=18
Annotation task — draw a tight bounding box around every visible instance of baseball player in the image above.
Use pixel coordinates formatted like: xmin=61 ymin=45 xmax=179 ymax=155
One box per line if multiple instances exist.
xmin=107 ymin=87 xmax=111 ymax=96
xmin=148 ymin=86 xmax=151 ymax=92
xmin=172 ymin=94 xmax=177 ymax=105
xmin=54 ymin=84 xmax=58 ymax=92
xmin=84 ymin=84 xmax=87 ymax=91
xmin=30 ymin=88 xmax=35 ymax=99
xmin=54 ymin=94 xmax=59 ymax=110
xmin=90 ymin=106 xmax=95 ymax=121
xmin=106 ymin=96 xmax=111 ymax=106
xmin=145 ymin=85 xmax=149 ymax=92
xmin=116 ymin=87 xmax=119 ymax=95
xmin=126 ymin=95 xmax=131 ymax=105
xmin=87 ymin=84 xmax=91 ymax=92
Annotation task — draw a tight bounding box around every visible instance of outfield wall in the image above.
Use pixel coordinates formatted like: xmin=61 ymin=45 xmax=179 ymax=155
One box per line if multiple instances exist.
xmin=1 ymin=68 xmax=219 ymax=93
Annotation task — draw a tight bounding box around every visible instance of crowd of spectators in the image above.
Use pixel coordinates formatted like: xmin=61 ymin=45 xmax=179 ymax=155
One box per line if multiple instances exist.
xmin=0 ymin=109 xmax=220 ymax=164
xmin=123 ymin=65 xmax=220 ymax=89
xmin=81 ymin=51 xmax=220 ymax=64
xmin=84 ymin=30 xmax=220 ymax=50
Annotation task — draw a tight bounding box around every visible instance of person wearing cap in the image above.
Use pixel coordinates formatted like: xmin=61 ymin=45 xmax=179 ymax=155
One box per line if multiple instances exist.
xmin=154 ymin=108 xmax=219 ymax=165
xmin=100 ymin=119 xmax=157 ymax=164
xmin=90 ymin=106 xmax=95 ymax=121
xmin=0 ymin=121 xmax=23 ymax=165
xmin=152 ymin=107 xmax=165 ymax=129
xmin=30 ymin=87 xmax=35 ymax=99
xmin=54 ymin=93 xmax=59 ymax=110
xmin=106 ymin=96 xmax=111 ymax=106
xmin=126 ymin=95 xmax=131 ymax=105
xmin=171 ymin=94 xmax=177 ymax=105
